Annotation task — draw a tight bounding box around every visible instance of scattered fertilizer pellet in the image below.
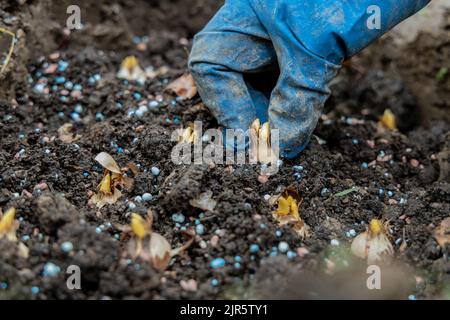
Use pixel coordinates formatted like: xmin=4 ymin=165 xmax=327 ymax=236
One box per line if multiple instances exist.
xmin=151 ymin=166 xmax=160 ymax=176
xmin=128 ymin=202 xmax=137 ymax=210
xmin=210 ymin=258 xmax=226 ymax=269
xmin=321 ymin=188 xmax=330 ymax=197
xmin=287 ymin=251 xmax=297 ymax=259
xmin=278 ymin=242 xmax=289 ymax=253
xmin=31 ymin=286 xmax=40 ymax=295
xmin=346 ymin=229 xmax=357 ymax=238
xmin=43 ymin=262 xmax=61 ymax=277
xmin=60 ymin=241 xmax=74 ymax=253
xmin=211 ymin=279 xmax=220 ymax=287
xmin=172 ymin=213 xmax=185 ymax=223
xmin=142 ymin=193 xmax=153 ymax=201
xmin=330 ymin=239 xmax=340 ymax=246
xmin=195 ymin=224 xmax=205 ymax=235
xmin=249 ymin=244 xmax=260 ymax=253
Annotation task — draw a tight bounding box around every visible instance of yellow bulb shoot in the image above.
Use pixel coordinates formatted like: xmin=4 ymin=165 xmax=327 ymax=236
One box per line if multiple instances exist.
xmin=0 ymin=207 xmax=16 ymax=233
xmin=369 ymin=219 xmax=383 ymax=236
xmin=276 ymin=195 xmax=299 ymax=218
xmin=277 ymin=197 xmax=291 ymax=216
xmin=99 ymin=172 xmax=112 ymax=194
xmin=380 ymin=109 xmax=396 ymax=130
xmin=122 ymin=56 xmax=138 ymax=73
xmin=131 ymin=213 xmax=148 ymax=239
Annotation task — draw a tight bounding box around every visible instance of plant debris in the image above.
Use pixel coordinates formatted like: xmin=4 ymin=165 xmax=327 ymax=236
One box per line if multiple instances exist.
xmin=273 ymin=187 xmax=310 ymax=238
xmin=190 ymin=190 xmax=217 ymax=211
xmin=165 ymin=73 xmax=197 ymax=100
xmin=433 ymin=217 xmax=450 ymax=249
xmin=117 ymin=55 xmax=146 ymax=83
xmin=57 ymin=123 xmax=81 ymax=143
xmin=90 ymin=152 xmax=133 ymax=208
xmin=127 ymin=211 xmax=194 ymax=271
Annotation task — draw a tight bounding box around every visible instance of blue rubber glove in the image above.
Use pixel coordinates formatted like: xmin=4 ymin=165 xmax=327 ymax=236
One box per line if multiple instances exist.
xmin=189 ymin=0 xmax=430 ymax=158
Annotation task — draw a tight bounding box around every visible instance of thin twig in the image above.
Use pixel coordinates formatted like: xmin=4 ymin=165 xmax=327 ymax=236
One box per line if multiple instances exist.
xmin=0 ymin=28 xmax=16 ymax=74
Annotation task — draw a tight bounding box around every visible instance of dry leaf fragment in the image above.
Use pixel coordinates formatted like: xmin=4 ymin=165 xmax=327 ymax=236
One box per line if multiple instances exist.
xmin=190 ymin=191 xmax=217 ymax=211
xmin=166 ymin=73 xmax=197 ymax=100
xmin=351 ymin=219 xmax=394 ymax=264
xmin=57 ymin=123 xmax=81 ymax=143
xmin=95 ymin=152 xmax=121 ymax=174
xmin=434 ymin=217 xmax=450 ymax=248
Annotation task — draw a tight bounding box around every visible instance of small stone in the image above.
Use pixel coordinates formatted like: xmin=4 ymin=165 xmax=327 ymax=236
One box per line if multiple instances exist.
xmin=210 ymin=235 xmax=220 ymax=247
xmin=296 ymin=247 xmax=309 ymax=257
xmin=258 ymin=175 xmax=269 ymax=184
xmin=199 ymin=240 xmax=207 ymax=249
xmin=410 ymin=159 xmax=419 ymax=168
xmin=180 ymin=279 xmax=197 ymax=292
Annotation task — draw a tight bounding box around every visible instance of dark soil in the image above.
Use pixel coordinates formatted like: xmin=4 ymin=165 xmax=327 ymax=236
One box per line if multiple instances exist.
xmin=0 ymin=1 xmax=449 ymax=300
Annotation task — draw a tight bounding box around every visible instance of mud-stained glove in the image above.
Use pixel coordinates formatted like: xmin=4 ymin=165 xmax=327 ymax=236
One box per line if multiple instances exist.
xmin=189 ymin=0 xmax=431 ymax=158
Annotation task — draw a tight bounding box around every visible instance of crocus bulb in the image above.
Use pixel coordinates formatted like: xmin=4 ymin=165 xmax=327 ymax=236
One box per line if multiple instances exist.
xmin=351 ymin=219 xmax=394 ymax=264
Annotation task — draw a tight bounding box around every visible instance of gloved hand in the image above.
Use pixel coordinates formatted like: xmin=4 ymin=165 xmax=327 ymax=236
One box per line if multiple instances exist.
xmin=189 ymin=0 xmax=430 ymax=158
